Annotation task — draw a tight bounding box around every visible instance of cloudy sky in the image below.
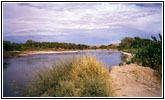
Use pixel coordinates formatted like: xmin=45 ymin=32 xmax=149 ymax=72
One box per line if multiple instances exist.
xmin=3 ymin=3 xmax=162 ymax=45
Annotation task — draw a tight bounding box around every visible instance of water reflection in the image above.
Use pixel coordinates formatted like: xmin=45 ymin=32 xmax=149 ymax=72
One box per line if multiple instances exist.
xmin=3 ymin=60 xmax=10 ymax=69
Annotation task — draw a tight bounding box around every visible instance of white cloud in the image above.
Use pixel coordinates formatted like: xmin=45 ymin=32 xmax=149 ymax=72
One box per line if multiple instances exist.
xmin=3 ymin=3 xmax=162 ymax=44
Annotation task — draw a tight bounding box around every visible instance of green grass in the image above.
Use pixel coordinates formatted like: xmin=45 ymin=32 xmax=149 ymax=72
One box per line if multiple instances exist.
xmin=23 ymin=55 xmax=111 ymax=97
xmin=3 ymin=51 xmax=22 ymax=58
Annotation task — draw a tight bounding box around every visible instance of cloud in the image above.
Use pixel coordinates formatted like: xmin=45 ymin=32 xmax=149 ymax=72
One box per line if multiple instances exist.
xmin=3 ymin=3 xmax=162 ymax=44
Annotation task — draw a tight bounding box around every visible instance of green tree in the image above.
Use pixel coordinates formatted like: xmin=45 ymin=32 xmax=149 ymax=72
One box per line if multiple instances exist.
xmin=100 ymin=45 xmax=107 ymax=49
xmin=26 ymin=40 xmax=35 ymax=44
xmin=3 ymin=41 xmax=12 ymax=51
xmin=120 ymin=37 xmax=134 ymax=49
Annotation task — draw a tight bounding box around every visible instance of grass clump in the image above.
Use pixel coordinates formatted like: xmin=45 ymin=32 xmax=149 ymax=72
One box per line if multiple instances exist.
xmin=24 ymin=55 xmax=111 ymax=97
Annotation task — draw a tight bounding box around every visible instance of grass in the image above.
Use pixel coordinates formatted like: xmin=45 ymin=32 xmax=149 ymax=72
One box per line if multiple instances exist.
xmin=3 ymin=51 xmax=22 ymax=58
xmin=23 ymin=55 xmax=111 ymax=97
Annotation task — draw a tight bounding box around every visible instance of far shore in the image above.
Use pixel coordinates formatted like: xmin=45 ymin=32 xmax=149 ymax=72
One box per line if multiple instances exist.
xmin=18 ymin=50 xmax=79 ymax=57
xmin=4 ymin=49 xmax=131 ymax=58
xmin=20 ymin=49 xmax=124 ymax=56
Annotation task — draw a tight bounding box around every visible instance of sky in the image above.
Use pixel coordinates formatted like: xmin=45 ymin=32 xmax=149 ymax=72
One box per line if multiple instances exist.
xmin=3 ymin=3 xmax=162 ymax=45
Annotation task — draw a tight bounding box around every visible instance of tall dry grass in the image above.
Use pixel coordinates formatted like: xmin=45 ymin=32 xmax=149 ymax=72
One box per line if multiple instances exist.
xmin=24 ymin=55 xmax=111 ymax=97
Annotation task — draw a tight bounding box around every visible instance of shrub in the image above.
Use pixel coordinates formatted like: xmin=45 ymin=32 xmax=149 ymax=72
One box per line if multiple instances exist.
xmin=119 ymin=63 xmax=124 ymax=66
xmin=23 ymin=55 xmax=111 ymax=97
xmin=126 ymin=61 xmax=131 ymax=64
xmin=132 ymin=34 xmax=162 ymax=76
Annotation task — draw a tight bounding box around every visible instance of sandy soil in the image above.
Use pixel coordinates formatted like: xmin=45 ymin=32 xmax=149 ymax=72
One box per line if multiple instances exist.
xmin=18 ymin=51 xmax=79 ymax=56
xmin=120 ymin=51 xmax=133 ymax=57
xmin=109 ymin=64 xmax=162 ymax=97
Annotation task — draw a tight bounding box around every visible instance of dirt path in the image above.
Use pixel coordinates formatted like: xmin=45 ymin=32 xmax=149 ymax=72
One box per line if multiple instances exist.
xmin=109 ymin=64 xmax=162 ymax=97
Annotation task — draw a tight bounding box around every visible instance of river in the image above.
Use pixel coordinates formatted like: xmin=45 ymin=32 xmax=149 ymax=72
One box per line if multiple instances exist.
xmin=3 ymin=50 xmax=126 ymax=97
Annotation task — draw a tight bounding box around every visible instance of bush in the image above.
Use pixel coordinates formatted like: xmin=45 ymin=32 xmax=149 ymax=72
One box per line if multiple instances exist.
xmin=132 ymin=34 xmax=162 ymax=76
xmin=119 ymin=63 xmax=124 ymax=66
xmin=126 ymin=61 xmax=131 ymax=64
xmin=23 ymin=55 xmax=111 ymax=97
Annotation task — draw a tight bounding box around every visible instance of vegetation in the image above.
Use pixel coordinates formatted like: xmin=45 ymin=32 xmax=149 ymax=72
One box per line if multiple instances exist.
xmin=126 ymin=61 xmax=131 ymax=65
xmin=3 ymin=40 xmax=90 ymax=58
xmin=3 ymin=40 xmax=90 ymax=51
xmin=118 ymin=34 xmax=162 ymax=76
xmin=118 ymin=37 xmax=152 ymax=53
xmin=97 ymin=44 xmax=119 ymax=50
xmin=23 ymin=55 xmax=111 ymax=97
xmin=3 ymin=51 xmax=22 ymax=58
xmin=3 ymin=41 xmax=13 ymax=51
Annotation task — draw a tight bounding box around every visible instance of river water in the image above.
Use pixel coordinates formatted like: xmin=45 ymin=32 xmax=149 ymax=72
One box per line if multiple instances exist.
xmin=3 ymin=50 xmax=126 ymax=97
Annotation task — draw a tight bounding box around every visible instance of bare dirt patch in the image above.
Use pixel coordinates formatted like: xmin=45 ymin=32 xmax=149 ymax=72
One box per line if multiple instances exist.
xmin=109 ymin=64 xmax=162 ymax=97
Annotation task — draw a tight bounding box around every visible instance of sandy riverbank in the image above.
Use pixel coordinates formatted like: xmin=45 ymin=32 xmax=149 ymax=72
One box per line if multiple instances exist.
xmin=18 ymin=50 xmax=79 ymax=57
xmin=120 ymin=51 xmax=133 ymax=57
xmin=18 ymin=49 xmax=124 ymax=57
xmin=4 ymin=49 xmax=125 ymax=58
xmin=109 ymin=64 xmax=162 ymax=97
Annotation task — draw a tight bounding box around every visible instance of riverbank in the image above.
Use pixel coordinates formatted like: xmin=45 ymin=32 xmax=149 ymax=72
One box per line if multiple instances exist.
xmin=20 ymin=50 xmax=79 ymax=56
xmin=3 ymin=49 xmax=122 ymax=58
xmin=120 ymin=51 xmax=132 ymax=57
xmin=3 ymin=50 xmax=79 ymax=58
xmin=119 ymin=51 xmax=133 ymax=63
xmin=109 ymin=64 xmax=162 ymax=97
xmin=3 ymin=51 xmax=22 ymax=58
xmin=109 ymin=49 xmax=162 ymax=97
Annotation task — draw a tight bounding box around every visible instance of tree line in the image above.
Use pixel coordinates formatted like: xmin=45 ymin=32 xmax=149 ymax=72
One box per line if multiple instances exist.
xmin=3 ymin=40 xmax=90 ymax=51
